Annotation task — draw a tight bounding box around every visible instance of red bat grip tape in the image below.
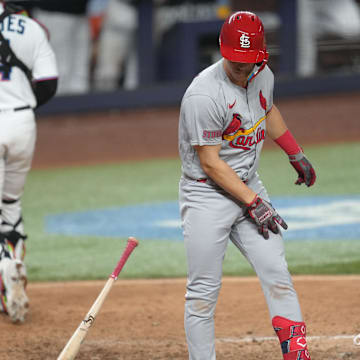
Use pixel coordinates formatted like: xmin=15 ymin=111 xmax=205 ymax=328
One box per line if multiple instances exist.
xmin=111 ymin=237 xmax=138 ymax=279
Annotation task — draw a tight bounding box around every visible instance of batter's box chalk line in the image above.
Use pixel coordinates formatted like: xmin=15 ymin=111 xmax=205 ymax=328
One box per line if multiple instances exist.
xmin=217 ymin=335 xmax=359 ymax=344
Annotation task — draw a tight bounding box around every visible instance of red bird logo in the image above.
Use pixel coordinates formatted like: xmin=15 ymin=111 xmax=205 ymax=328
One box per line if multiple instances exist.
xmin=223 ymin=113 xmax=242 ymax=137
xmin=259 ymin=90 xmax=267 ymax=111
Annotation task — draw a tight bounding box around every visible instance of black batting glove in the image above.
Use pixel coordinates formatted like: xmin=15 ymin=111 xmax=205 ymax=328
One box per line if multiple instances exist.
xmin=289 ymin=152 xmax=316 ymax=187
xmin=246 ymin=195 xmax=288 ymax=239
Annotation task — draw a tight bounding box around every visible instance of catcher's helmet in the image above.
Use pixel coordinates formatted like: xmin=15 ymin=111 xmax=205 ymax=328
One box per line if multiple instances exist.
xmin=219 ymin=11 xmax=268 ymax=63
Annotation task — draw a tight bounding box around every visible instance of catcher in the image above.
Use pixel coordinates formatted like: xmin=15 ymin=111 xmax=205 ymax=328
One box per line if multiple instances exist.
xmin=0 ymin=0 xmax=58 ymax=323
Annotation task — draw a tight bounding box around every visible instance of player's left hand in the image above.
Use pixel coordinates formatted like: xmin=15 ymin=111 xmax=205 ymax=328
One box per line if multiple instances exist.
xmin=246 ymin=195 xmax=288 ymax=239
xmin=289 ymin=152 xmax=316 ymax=187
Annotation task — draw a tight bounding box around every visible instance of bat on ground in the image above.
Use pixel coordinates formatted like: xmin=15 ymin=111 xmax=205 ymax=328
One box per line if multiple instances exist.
xmin=57 ymin=236 xmax=139 ymax=360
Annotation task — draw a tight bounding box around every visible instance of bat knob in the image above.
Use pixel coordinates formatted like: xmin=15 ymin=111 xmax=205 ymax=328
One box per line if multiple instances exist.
xmin=128 ymin=237 xmax=139 ymax=247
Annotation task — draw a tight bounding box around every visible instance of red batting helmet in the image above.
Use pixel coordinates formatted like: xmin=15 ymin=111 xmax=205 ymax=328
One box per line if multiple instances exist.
xmin=219 ymin=11 xmax=268 ymax=63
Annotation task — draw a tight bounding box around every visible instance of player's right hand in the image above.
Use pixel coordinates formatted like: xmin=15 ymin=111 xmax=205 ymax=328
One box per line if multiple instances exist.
xmin=246 ymin=195 xmax=288 ymax=239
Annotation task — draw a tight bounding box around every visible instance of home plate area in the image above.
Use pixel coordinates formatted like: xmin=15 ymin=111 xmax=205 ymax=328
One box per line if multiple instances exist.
xmin=46 ymin=195 xmax=360 ymax=241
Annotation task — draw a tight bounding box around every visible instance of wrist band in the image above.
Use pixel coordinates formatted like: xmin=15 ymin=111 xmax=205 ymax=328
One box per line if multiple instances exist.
xmin=274 ymin=129 xmax=302 ymax=155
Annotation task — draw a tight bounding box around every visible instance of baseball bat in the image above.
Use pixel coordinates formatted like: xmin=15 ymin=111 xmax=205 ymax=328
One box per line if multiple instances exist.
xmin=57 ymin=236 xmax=139 ymax=360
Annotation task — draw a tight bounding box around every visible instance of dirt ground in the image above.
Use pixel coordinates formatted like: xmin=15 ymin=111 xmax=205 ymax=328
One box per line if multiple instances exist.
xmin=1 ymin=93 xmax=360 ymax=359
xmin=1 ymin=277 xmax=359 ymax=359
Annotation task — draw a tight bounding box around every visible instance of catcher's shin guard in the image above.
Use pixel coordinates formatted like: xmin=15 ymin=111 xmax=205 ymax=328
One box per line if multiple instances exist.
xmin=272 ymin=316 xmax=311 ymax=360
xmin=0 ymin=235 xmax=11 ymax=261
xmin=6 ymin=233 xmax=26 ymax=260
xmin=0 ymin=229 xmax=27 ymax=260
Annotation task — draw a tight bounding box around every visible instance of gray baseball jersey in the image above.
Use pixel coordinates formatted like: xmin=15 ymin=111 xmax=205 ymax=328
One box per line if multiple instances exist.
xmin=179 ymin=59 xmax=273 ymax=182
xmin=178 ymin=60 xmax=303 ymax=360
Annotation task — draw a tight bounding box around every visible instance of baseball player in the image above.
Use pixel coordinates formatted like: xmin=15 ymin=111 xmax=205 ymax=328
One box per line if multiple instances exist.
xmin=178 ymin=11 xmax=316 ymax=360
xmin=0 ymin=0 xmax=58 ymax=323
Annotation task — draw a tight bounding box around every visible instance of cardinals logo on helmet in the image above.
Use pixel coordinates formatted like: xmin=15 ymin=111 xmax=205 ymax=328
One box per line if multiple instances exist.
xmin=239 ymin=33 xmax=251 ymax=48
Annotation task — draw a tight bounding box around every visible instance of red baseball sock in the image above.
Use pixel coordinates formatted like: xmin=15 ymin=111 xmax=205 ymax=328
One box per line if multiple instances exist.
xmin=272 ymin=316 xmax=311 ymax=360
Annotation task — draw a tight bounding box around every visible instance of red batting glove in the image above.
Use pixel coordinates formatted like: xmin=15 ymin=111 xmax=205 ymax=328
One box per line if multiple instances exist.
xmin=246 ymin=195 xmax=288 ymax=239
xmin=289 ymin=152 xmax=316 ymax=187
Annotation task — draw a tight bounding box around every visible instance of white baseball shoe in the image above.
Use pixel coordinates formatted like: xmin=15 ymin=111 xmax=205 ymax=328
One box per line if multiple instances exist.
xmin=0 ymin=257 xmax=29 ymax=323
